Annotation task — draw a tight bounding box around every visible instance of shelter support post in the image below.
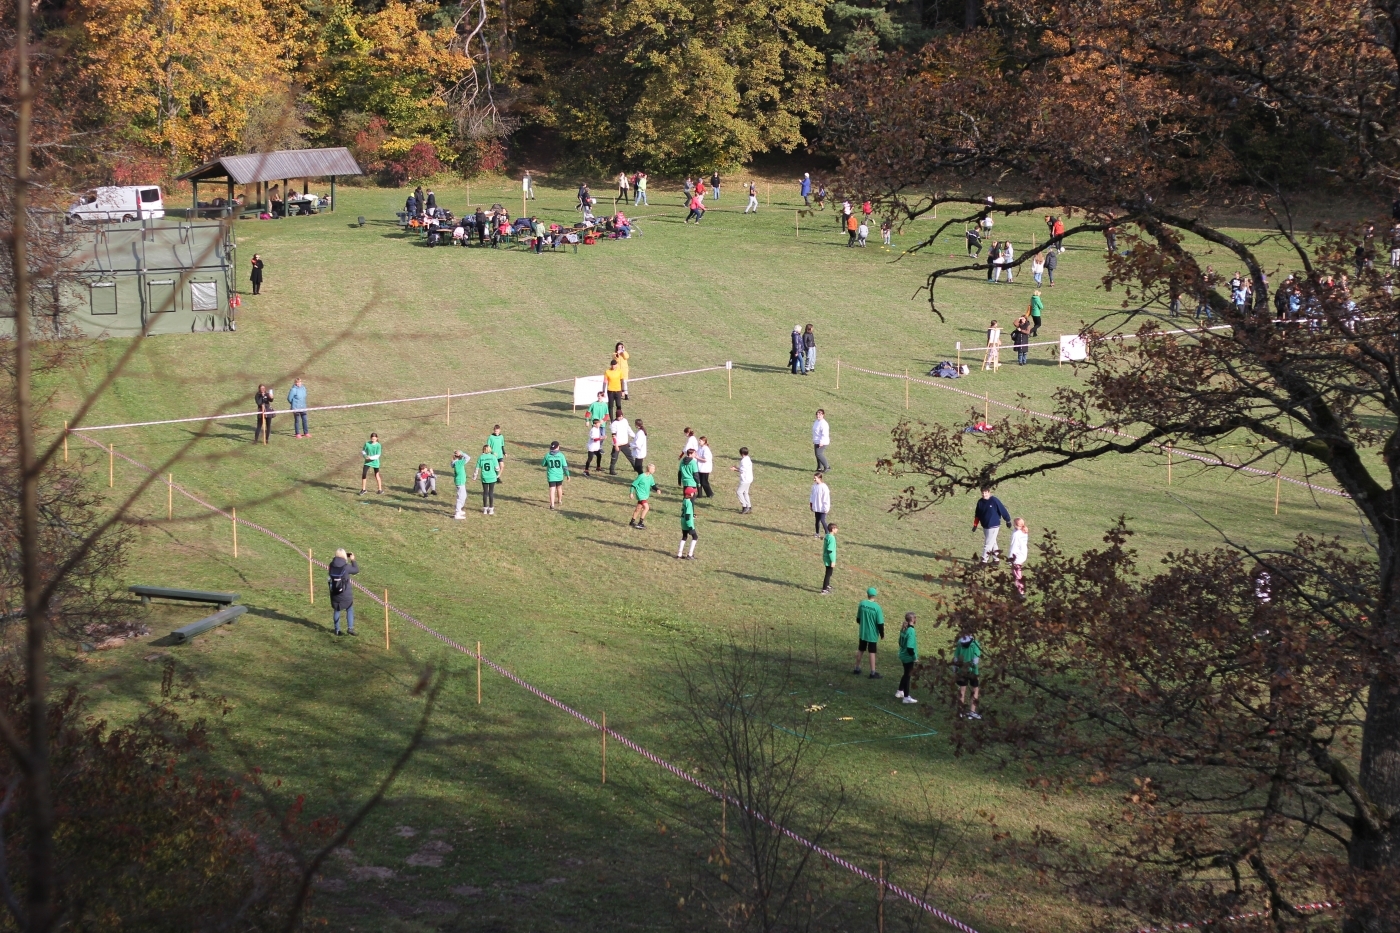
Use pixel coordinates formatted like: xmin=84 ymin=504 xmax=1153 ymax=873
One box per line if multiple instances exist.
xmin=330 ymin=176 xmax=336 ymax=212
xmin=191 ymin=181 xmax=198 ymax=218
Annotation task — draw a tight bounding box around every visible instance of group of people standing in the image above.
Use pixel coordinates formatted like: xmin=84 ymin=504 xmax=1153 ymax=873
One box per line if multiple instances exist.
xmin=789 ymin=324 xmax=818 ymax=374
xmin=251 ymin=378 xmax=311 ymax=442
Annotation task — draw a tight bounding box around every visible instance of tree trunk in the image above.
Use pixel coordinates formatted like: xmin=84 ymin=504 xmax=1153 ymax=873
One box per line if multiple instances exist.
xmin=964 ymin=0 xmax=979 ymax=29
xmin=1351 ymin=668 xmax=1400 ymax=933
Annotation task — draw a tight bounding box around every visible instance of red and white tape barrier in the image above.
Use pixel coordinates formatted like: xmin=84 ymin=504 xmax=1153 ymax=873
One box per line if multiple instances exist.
xmin=72 ymin=432 xmax=983 ymax=933
xmin=843 ymin=364 xmax=1350 ymax=499
xmin=73 ymin=365 xmax=728 ymax=433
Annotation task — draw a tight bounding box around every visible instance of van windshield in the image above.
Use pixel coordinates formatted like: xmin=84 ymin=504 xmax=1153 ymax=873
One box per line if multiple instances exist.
xmin=140 ymin=189 xmax=161 ymax=202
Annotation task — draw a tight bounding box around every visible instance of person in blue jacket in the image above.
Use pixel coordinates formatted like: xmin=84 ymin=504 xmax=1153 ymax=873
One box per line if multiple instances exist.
xmin=287 ymin=377 xmax=308 ymax=438
xmin=800 ymin=173 xmax=812 ymax=207
xmin=972 ymin=486 xmax=1012 ymax=563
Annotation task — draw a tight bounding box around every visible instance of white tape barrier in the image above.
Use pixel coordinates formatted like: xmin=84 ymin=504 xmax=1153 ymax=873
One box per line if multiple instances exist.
xmin=72 ymin=365 xmax=729 ymax=433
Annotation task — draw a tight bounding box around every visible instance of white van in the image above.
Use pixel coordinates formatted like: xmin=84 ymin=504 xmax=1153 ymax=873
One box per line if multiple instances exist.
xmin=67 ymin=186 xmax=165 ymax=224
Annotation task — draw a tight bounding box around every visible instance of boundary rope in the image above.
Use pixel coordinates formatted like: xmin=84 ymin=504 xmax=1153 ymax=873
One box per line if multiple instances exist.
xmin=73 ymin=365 xmax=729 ymax=433
xmin=841 ymin=364 xmax=1351 ymax=499
xmin=70 ymin=427 xmax=983 ymax=933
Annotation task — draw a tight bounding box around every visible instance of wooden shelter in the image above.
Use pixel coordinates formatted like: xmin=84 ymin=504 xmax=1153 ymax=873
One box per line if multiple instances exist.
xmin=176 ymin=147 xmax=363 ymax=217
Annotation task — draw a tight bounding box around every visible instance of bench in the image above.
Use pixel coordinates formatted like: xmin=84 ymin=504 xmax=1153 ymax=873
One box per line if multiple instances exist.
xmin=171 ymin=605 xmax=247 ymax=643
xmin=130 ymin=585 xmax=240 ymax=608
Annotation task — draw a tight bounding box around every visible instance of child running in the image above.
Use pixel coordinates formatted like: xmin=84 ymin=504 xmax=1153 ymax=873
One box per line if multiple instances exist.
xmin=359 ymin=433 xmax=383 ymax=495
xmin=630 ymin=463 xmax=656 ymax=529
xmin=473 ymin=443 xmax=501 ymax=514
xmin=677 ymin=488 xmax=699 ymax=559
xmin=542 ymin=440 xmax=571 ymax=509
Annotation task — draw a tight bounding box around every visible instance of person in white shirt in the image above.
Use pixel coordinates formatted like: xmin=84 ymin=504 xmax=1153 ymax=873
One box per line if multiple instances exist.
xmin=732 ymin=446 xmax=754 ymax=513
xmin=629 ymin=419 xmax=648 ymax=473
xmin=609 ymin=415 xmax=631 ymax=475
xmin=812 ymin=409 xmax=831 ymax=472
xmin=584 ymin=418 xmax=604 ymax=476
xmin=1001 ymin=241 xmax=1014 ymax=283
xmin=695 ymin=436 xmax=715 ymax=498
xmin=523 ymin=171 xmax=536 ymax=200
xmin=857 ymin=222 xmax=869 ymax=247
xmin=1009 ymin=517 xmax=1029 ymax=595
xmin=809 ymin=472 xmax=831 ymax=537
xmin=617 ymin=171 xmax=630 ymax=201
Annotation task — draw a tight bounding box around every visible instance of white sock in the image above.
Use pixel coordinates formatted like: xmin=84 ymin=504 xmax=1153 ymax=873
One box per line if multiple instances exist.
xmin=688 ymin=541 xmax=696 ymax=557
xmin=677 ymin=542 xmax=685 ymax=557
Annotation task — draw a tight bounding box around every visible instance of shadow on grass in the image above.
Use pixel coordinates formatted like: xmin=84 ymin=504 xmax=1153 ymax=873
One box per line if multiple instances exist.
xmin=714 ymin=569 xmax=805 ymax=590
xmin=750 ymin=458 xmax=807 ymax=474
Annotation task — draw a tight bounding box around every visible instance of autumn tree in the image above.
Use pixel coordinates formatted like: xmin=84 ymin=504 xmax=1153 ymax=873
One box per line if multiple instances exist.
xmin=822 ymin=2 xmax=1400 ymax=930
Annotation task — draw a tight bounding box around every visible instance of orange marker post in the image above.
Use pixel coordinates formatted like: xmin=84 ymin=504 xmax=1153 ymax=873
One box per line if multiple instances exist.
xmin=231 ymin=508 xmax=238 ymax=558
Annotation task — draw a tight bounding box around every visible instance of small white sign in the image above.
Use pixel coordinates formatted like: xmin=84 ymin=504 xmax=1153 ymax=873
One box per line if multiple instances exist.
xmin=726 ymin=360 xmax=732 ymax=370
xmin=573 ymin=375 xmax=605 ymax=406
xmin=1059 ymin=335 xmax=1088 ymax=362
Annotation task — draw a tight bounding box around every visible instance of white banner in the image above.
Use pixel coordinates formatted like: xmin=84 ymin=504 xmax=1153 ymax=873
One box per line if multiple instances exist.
xmin=1059 ymin=334 xmax=1088 ymax=362
xmin=573 ymin=375 xmax=605 ymax=406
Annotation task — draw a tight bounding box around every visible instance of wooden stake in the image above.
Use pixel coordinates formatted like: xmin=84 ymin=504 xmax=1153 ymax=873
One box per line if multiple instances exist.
xmin=905 ymin=369 xmax=910 ymax=409
xmin=446 ymin=391 xmax=451 ymax=425
xmin=601 ymin=711 xmax=608 ymax=784
xmin=957 ymin=342 xmax=962 ymax=370
xmin=63 ymin=421 xmax=68 ymax=462
xmin=308 ymin=548 xmax=314 ymax=604
xmin=477 ymin=641 xmax=482 ymax=704
xmin=108 ymin=443 xmax=113 ymax=487
xmin=231 ymin=508 xmax=237 ymax=558
xmin=766 ymin=183 xmax=771 ymax=206
xmin=1167 ymin=444 xmax=1173 ymax=485
xmin=384 ymin=590 xmax=390 ymax=650
xmin=878 ymin=860 xmax=886 ymax=932
xmin=1274 ymin=471 xmax=1281 ymax=515
xmin=795 ymin=210 xmax=800 ymax=238
xmin=727 ymin=367 xmax=732 ymax=399
xmin=984 ymin=392 xmax=989 ymax=422
xmin=836 ymin=359 xmax=841 ymax=390
xmin=721 ymin=780 xmax=728 ymax=860
xmin=167 ymin=474 xmax=172 ymax=520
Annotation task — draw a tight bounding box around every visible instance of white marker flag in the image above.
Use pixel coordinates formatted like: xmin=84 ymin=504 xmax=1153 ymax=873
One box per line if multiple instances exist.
xmin=1059 ymin=335 xmax=1088 ymax=362
xmin=573 ymin=375 xmax=605 ymax=406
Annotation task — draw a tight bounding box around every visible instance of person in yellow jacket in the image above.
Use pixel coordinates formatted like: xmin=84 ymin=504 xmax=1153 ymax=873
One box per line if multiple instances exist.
xmin=613 ymin=342 xmax=631 ymax=399
xmin=603 ymin=358 xmax=625 ymax=419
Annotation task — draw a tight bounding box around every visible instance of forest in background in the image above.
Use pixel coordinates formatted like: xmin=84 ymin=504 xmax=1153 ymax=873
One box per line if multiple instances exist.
xmin=9 ymin=0 xmax=982 ymax=187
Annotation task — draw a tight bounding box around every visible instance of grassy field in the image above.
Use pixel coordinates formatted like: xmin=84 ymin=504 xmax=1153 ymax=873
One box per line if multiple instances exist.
xmin=48 ymin=177 xmax=1370 ymax=932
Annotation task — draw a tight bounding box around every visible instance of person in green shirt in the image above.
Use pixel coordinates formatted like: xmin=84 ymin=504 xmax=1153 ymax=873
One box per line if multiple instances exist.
xmin=487 ymin=425 xmax=507 ymax=479
xmin=359 ymin=432 xmax=383 ymax=495
xmin=473 ymin=443 xmax=501 ymax=514
xmin=629 ymin=463 xmax=657 ymax=529
xmin=1029 ymin=290 xmax=1044 ymax=337
xmin=676 ymin=488 xmax=698 ymax=559
xmin=820 ymin=523 xmax=838 ymax=595
xmin=953 ymin=633 xmax=982 ymax=719
xmin=853 ymin=587 xmax=884 ymax=678
xmin=542 ymin=440 xmax=571 ymax=509
xmin=678 ymin=449 xmax=699 ymax=494
xmin=896 ymin=612 xmax=919 ymax=704
xmin=451 ymin=449 xmax=470 ymax=519
xmin=585 ymin=391 xmax=609 ymax=426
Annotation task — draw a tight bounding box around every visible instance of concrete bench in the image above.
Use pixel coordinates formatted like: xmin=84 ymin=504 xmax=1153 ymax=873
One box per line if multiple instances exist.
xmin=171 ymin=605 xmax=247 ymax=643
xmin=130 ymin=585 xmax=239 ymax=608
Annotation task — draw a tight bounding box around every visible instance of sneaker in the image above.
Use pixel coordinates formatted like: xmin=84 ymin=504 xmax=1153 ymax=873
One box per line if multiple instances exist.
xmin=431 ymin=489 xmax=438 ymax=496
xmin=902 ymin=696 xmax=918 ymax=705
xmin=894 ymin=690 xmax=904 ymax=699
xmin=819 ymin=588 xmax=831 ymax=596
xmin=628 ymin=520 xmax=636 ymax=527
xmin=869 ymin=672 xmax=882 ymax=679
xmin=852 ymin=668 xmax=861 ymax=676
xmin=637 ymin=522 xmax=647 ymax=529
xmin=967 ymin=710 xmax=981 ymax=720
xmin=675 ymin=553 xmax=684 ymax=560
xmin=348 ymin=630 xmax=357 ymax=637
xmin=333 ymin=630 xmax=342 ymax=637
xmin=453 ymin=512 xmax=466 ymax=520
xmin=358 ymin=490 xmax=367 ymax=496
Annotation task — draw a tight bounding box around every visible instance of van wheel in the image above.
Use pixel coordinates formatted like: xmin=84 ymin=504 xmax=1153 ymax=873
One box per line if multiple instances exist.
xmin=121 ymin=214 xmax=135 ymax=223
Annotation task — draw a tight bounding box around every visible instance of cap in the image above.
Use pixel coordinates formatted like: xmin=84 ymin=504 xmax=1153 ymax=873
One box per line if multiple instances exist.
xmin=867 ymin=587 xmax=878 ymax=597
xmin=550 ymin=441 xmax=560 ymax=450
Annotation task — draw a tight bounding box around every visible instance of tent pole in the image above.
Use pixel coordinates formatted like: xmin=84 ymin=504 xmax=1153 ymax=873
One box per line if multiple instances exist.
xmin=282 ymin=179 xmax=288 ymax=218
xmin=191 ymin=180 xmax=197 ymax=219
xmin=330 ymin=175 xmax=336 ymax=212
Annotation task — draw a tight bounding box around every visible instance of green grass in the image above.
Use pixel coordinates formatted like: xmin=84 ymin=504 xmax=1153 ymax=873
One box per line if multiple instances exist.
xmin=49 ymin=178 xmax=1369 ymax=932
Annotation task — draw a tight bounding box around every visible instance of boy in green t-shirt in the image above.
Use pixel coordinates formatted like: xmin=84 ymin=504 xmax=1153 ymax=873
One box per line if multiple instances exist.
xmin=451 ymin=449 xmax=470 ymax=519
xmin=820 ymin=523 xmax=838 ymax=594
xmin=359 ymin=432 xmax=383 ymax=495
xmin=630 ymin=463 xmax=656 ymax=528
xmin=676 ymin=488 xmax=698 ymax=559
xmin=542 ymin=441 xmax=571 ymax=509
xmin=487 ymin=425 xmax=506 ymax=479
xmin=896 ymin=612 xmax=919 ymax=704
xmin=953 ymin=633 xmax=982 ymax=719
xmin=472 ymin=443 xmax=501 ymax=514
xmin=853 ymin=587 xmax=884 ymax=678
xmin=585 ymin=391 xmax=609 ymax=426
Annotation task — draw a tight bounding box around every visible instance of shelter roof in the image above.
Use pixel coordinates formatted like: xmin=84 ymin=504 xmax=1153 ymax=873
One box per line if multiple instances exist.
xmin=176 ymin=148 xmax=363 ymax=185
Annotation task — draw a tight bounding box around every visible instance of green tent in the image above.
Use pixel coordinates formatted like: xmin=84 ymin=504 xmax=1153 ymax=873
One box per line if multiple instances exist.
xmin=0 ymin=220 xmax=236 ymax=338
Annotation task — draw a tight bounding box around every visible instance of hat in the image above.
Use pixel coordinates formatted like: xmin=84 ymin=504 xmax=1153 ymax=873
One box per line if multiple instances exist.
xmin=958 ymin=634 xmax=975 ymax=645
xmin=549 ymin=441 xmax=560 ymax=450
xmin=867 ymin=587 xmax=878 ymax=597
